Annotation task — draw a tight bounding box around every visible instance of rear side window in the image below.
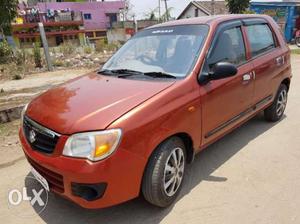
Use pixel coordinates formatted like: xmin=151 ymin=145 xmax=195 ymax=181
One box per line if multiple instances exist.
xmin=208 ymin=27 xmax=246 ymax=67
xmin=246 ymin=24 xmax=275 ymax=57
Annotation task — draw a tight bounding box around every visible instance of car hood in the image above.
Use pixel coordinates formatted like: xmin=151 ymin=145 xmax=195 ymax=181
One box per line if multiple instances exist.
xmin=26 ymin=72 xmax=175 ymax=135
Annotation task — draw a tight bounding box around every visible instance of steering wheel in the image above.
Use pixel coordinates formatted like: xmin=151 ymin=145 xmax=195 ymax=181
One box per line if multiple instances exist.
xmin=137 ymin=55 xmax=155 ymax=65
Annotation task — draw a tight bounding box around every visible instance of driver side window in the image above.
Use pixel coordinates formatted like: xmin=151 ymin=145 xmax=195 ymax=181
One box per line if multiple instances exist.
xmin=207 ymin=26 xmax=246 ymax=68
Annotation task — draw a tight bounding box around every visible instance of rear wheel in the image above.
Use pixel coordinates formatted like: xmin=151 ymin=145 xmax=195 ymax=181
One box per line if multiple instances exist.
xmin=142 ymin=137 xmax=186 ymax=207
xmin=264 ymin=84 xmax=288 ymax=122
xmin=296 ymin=37 xmax=300 ymax=47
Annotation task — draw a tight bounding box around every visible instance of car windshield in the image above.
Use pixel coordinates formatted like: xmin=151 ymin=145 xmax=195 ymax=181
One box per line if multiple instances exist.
xmin=102 ymin=25 xmax=209 ymax=78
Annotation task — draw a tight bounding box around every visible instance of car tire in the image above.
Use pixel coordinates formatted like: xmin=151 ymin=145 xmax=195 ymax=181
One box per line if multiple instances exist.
xmin=142 ymin=137 xmax=186 ymax=207
xmin=296 ymin=37 xmax=300 ymax=47
xmin=264 ymin=84 xmax=288 ymax=122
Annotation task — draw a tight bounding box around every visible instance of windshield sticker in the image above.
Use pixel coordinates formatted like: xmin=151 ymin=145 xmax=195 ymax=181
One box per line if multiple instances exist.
xmin=152 ymin=29 xmax=174 ymax=34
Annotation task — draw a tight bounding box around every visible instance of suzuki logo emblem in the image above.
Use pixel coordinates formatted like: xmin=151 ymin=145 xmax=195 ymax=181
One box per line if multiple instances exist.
xmin=29 ymin=130 xmax=37 ymax=143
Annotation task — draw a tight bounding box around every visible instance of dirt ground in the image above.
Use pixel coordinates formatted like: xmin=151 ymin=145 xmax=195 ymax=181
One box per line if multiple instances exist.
xmin=0 ymin=56 xmax=300 ymax=224
xmin=0 ymin=68 xmax=94 ymax=110
xmin=0 ymin=120 xmax=22 ymax=167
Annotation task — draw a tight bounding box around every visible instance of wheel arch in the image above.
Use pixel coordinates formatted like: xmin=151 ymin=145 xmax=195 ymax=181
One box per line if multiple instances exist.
xmin=173 ymin=132 xmax=195 ymax=164
xmin=281 ymin=77 xmax=291 ymax=91
xmin=146 ymin=132 xmax=195 ymax=166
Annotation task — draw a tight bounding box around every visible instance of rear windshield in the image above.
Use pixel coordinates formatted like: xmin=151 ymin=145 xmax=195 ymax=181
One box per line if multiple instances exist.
xmin=102 ymin=25 xmax=209 ymax=78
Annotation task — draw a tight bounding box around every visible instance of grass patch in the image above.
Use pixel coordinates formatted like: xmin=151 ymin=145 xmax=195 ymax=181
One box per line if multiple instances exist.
xmin=291 ymin=49 xmax=300 ymax=55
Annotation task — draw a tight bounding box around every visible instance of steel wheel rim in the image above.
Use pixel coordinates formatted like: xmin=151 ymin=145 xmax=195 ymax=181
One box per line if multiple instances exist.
xmin=276 ymin=89 xmax=287 ymax=117
xmin=163 ymin=147 xmax=185 ymax=197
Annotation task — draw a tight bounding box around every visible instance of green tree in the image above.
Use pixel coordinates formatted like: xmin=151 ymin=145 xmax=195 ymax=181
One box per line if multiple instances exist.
xmin=226 ymin=0 xmax=250 ymax=14
xmin=0 ymin=0 xmax=18 ymax=36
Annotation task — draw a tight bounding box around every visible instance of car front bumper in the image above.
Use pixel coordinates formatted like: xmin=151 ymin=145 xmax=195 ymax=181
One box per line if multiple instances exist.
xmin=19 ymin=128 xmax=147 ymax=209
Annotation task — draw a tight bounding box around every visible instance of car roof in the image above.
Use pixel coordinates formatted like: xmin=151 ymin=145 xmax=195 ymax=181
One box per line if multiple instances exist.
xmin=148 ymin=14 xmax=271 ymax=29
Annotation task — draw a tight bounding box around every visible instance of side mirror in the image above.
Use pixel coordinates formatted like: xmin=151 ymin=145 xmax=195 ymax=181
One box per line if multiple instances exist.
xmin=210 ymin=62 xmax=238 ymax=80
xmin=198 ymin=62 xmax=237 ymax=85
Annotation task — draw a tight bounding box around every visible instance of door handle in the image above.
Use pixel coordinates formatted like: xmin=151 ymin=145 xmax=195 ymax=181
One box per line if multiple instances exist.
xmin=243 ymin=73 xmax=252 ymax=81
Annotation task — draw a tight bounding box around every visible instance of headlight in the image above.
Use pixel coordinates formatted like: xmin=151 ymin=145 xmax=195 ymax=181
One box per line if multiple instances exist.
xmin=62 ymin=129 xmax=122 ymax=161
xmin=20 ymin=103 xmax=29 ymax=125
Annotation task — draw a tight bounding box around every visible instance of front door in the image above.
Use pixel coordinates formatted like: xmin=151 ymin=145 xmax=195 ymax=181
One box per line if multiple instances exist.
xmin=200 ymin=21 xmax=254 ymax=146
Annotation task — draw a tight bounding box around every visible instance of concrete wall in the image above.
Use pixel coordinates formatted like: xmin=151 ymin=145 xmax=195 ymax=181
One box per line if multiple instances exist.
xmin=112 ymin=20 xmax=158 ymax=29
xmin=107 ymin=20 xmax=159 ymax=44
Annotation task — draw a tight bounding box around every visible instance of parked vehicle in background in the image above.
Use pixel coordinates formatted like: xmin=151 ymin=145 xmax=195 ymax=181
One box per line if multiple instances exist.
xmin=19 ymin=15 xmax=291 ymax=209
xmin=296 ymin=29 xmax=300 ymax=47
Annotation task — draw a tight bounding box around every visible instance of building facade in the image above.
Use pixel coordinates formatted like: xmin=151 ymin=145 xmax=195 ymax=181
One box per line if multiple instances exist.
xmin=13 ymin=1 xmax=125 ymax=47
xmin=37 ymin=1 xmax=125 ymax=42
xmin=177 ymin=0 xmax=228 ymax=19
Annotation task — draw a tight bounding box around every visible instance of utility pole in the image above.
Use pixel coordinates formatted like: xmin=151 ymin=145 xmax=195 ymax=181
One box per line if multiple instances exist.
xmin=163 ymin=0 xmax=169 ymax=21
xmin=132 ymin=14 xmax=138 ymax=33
xmin=38 ymin=23 xmax=53 ymax=71
xmin=211 ymin=0 xmax=215 ymax=15
xmin=158 ymin=0 xmax=161 ymax=22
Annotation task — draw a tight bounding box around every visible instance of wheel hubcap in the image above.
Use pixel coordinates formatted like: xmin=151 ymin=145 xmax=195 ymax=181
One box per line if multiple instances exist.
xmin=163 ymin=147 xmax=185 ymax=197
xmin=276 ymin=89 xmax=287 ymax=117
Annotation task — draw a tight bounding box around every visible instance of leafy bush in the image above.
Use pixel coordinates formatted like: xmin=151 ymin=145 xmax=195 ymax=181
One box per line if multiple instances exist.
xmin=52 ymin=59 xmax=64 ymax=67
xmin=33 ymin=42 xmax=42 ymax=68
xmin=4 ymin=62 xmax=25 ymax=80
xmin=0 ymin=40 xmax=13 ymax=64
xmin=59 ymin=42 xmax=76 ymax=55
xmin=64 ymin=60 xmax=72 ymax=67
xmin=83 ymin=45 xmax=93 ymax=54
xmin=12 ymin=74 xmax=23 ymax=80
xmin=95 ymin=40 xmax=106 ymax=52
xmin=95 ymin=39 xmax=119 ymax=53
xmin=14 ymin=49 xmax=26 ymax=65
xmin=107 ymin=42 xmax=120 ymax=51
xmin=242 ymin=10 xmax=256 ymax=14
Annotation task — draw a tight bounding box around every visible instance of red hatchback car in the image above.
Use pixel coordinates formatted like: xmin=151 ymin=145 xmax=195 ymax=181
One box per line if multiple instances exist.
xmin=20 ymin=15 xmax=291 ymax=209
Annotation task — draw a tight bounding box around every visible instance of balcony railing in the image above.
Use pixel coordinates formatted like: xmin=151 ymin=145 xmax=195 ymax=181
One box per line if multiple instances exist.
xmin=14 ymin=11 xmax=83 ymax=25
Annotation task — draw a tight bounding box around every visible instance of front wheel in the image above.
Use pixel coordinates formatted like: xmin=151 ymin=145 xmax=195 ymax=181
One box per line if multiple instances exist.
xmin=142 ymin=137 xmax=186 ymax=207
xmin=264 ymin=84 xmax=288 ymax=122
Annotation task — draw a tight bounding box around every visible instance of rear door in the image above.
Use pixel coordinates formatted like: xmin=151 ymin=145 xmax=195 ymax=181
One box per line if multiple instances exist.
xmin=200 ymin=20 xmax=255 ymax=146
xmin=243 ymin=19 xmax=285 ymax=107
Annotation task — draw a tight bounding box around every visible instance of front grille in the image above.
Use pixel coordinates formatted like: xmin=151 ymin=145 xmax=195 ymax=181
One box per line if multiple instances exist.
xmin=23 ymin=116 xmax=60 ymax=154
xmin=27 ymin=156 xmax=65 ymax=193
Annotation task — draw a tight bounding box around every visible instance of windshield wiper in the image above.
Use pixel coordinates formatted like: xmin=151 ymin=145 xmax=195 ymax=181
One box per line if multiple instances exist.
xmin=98 ymin=69 xmax=114 ymax=75
xmin=144 ymin=72 xmax=177 ymax=79
xmin=98 ymin=69 xmax=176 ymax=79
xmin=98 ymin=69 xmax=143 ymax=76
